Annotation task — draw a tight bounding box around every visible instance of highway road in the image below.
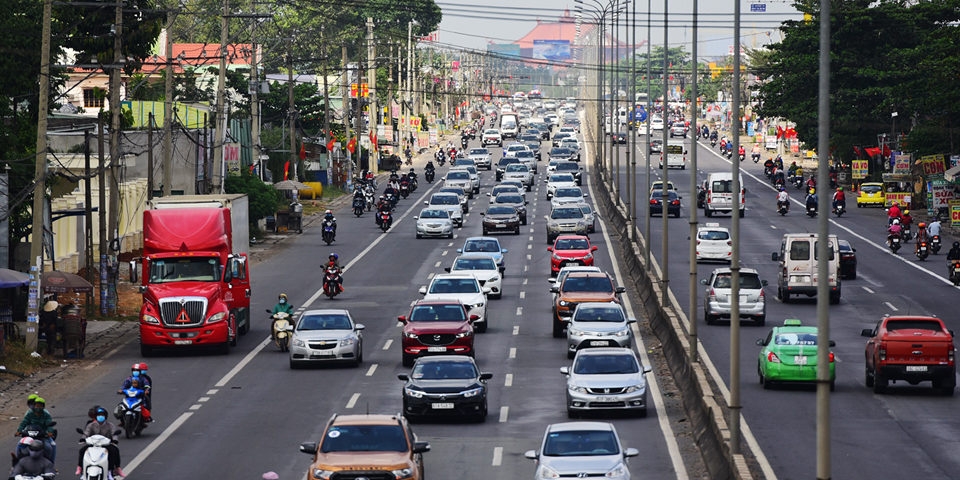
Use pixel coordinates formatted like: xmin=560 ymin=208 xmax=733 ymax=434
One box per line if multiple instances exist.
xmin=607 ymin=127 xmax=960 ymax=480
xmin=33 ymin=131 xmax=709 ymax=479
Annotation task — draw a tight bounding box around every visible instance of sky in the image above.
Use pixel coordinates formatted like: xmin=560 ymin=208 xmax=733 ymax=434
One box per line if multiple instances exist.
xmin=433 ymin=0 xmax=805 ymax=59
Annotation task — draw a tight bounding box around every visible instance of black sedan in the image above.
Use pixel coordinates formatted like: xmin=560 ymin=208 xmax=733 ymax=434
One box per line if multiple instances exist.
xmin=612 ymin=132 xmax=627 ymax=144
xmin=481 ymin=205 xmax=521 ymax=235
xmin=398 ymin=355 xmax=492 ymax=422
xmin=649 ymin=190 xmax=681 ymax=218
xmin=838 ymin=239 xmax=857 ymax=279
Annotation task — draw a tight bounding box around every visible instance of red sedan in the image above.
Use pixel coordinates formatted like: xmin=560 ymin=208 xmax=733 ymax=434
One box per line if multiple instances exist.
xmin=548 ymin=235 xmax=598 ymax=276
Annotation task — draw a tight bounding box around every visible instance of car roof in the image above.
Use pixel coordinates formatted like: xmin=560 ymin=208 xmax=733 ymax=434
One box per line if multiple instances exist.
xmin=413 ymin=299 xmax=466 ymax=307
xmin=413 ymin=355 xmax=476 ymax=365
xmin=464 ymin=236 xmax=501 ymax=244
xmin=574 ymin=301 xmax=623 ymax=310
xmin=330 ymin=414 xmax=404 ymax=426
xmin=545 ymin=421 xmax=616 ymax=433
xmin=565 ymin=271 xmax=612 ymax=279
xmin=555 ymin=234 xmax=589 ymax=242
xmin=431 ymin=272 xmax=479 ymax=281
xmin=710 ymin=267 xmax=759 ymax=275
xmin=302 ymin=309 xmax=351 ymax=316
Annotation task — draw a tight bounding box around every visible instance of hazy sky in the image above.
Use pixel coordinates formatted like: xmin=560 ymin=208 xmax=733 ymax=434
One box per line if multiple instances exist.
xmin=434 ymin=0 xmax=804 ymax=58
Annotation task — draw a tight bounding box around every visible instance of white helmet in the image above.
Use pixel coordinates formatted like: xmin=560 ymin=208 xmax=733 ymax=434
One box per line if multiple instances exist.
xmin=893 ymin=219 xmax=900 ymax=225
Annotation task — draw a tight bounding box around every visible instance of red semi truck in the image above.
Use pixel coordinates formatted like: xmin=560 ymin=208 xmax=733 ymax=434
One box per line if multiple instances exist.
xmin=131 ymin=194 xmax=251 ymax=356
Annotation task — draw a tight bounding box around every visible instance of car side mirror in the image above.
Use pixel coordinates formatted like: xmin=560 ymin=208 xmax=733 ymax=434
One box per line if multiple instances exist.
xmin=627 ymin=318 xmax=637 ymax=324
xmin=443 ymin=267 xmax=451 ymax=273
xmin=547 ymin=247 xmax=553 ymax=252
xmin=469 ymin=314 xmax=480 ymax=322
xmin=700 ymin=279 xmax=708 ymax=285
xmin=128 ymin=259 xmax=139 ymax=283
xmin=398 ymin=316 xmax=408 ymax=324
xmin=829 ymin=340 xmax=836 ymax=347
xmin=524 ymin=450 xmax=539 ymax=460
xmin=761 ymin=280 xmax=769 ymax=286
xmin=755 ymin=338 xmax=766 ymax=346
xmin=616 ymin=286 xmax=626 ymax=293
xmin=560 ymin=366 xmax=570 ymax=375
xmin=398 ymin=374 xmax=410 ymax=381
xmin=771 ymin=252 xmax=780 ymax=261
xmin=501 ymin=249 xmax=508 ymax=254
xmin=480 ymin=372 xmax=493 ymax=381
xmin=624 ymin=447 xmax=640 ymax=458
xmin=413 ymin=442 xmax=431 ymax=454
xmin=424 ymin=201 xmax=429 ymax=205
xmin=860 ymin=328 xmax=873 ymax=337
xmin=591 ymin=246 xmax=598 ymax=251
xmin=299 ymin=442 xmax=318 ymax=455
xmin=418 ymin=286 xmax=427 ymax=295
xmin=550 ymin=286 xmax=560 ymax=293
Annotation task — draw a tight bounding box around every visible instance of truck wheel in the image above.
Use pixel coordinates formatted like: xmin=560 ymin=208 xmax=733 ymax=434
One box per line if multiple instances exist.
xmin=552 ymin=320 xmax=564 ymax=338
xmin=864 ymin=366 xmax=875 ymax=387
xmin=829 ymin=292 xmax=841 ymax=305
xmin=873 ymin=373 xmax=887 ymax=394
xmin=140 ymin=344 xmax=154 ymax=357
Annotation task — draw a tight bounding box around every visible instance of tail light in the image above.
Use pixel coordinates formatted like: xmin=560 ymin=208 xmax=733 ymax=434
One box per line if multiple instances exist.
xmin=707 ymin=288 xmax=716 ymax=300
xmin=671 ymin=200 xmax=680 ymax=206
xmin=878 ymin=344 xmax=886 ymax=361
xmin=949 ymin=346 xmax=955 ymax=364
xmin=706 ymin=192 xmax=712 ymax=204
xmin=828 ymin=352 xmax=835 ymax=363
xmin=726 ymin=241 xmax=732 ymax=246
xmin=649 ymin=199 xmax=658 ymax=205
xmin=767 ymin=351 xmax=781 ymax=363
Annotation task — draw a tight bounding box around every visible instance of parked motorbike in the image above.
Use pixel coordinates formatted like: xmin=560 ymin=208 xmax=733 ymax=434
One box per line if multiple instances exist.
xmin=12 ymin=423 xmax=55 ymax=466
xmin=916 ymin=241 xmax=930 ymax=261
xmin=777 ymin=201 xmax=789 ymax=216
xmin=323 ymin=265 xmax=343 ymax=299
xmin=76 ymin=428 xmax=119 ymax=480
xmin=352 ymin=196 xmax=365 ymax=217
xmin=115 ymin=387 xmax=146 ymax=439
xmin=834 ymin=203 xmax=845 ymax=217
xmin=931 ymin=235 xmax=942 ymax=254
xmin=321 ymin=220 xmax=336 ymax=245
xmin=950 ymin=260 xmax=960 ymax=286
xmin=267 ymin=310 xmax=293 ymax=352
xmin=888 ymin=234 xmax=902 ymax=253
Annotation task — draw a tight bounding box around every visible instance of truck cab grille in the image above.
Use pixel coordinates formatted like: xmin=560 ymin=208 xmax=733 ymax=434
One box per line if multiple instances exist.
xmin=159 ymin=297 xmax=207 ymax=327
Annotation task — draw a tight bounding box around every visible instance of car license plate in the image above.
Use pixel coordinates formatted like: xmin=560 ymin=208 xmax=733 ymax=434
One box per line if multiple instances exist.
xmin=427 ymin=346 xmax=447 ymax=352
xmin=431 ymin=403 xmax=454 ymax=409
xmin=794 ymin=356 xmax=808 ymax=365
xmin=906 ymin=365 xmax=928 ymax=372
xmin=317 ymin=350 xmax=335 ymax=356
xmin=590 ymin=340 xmax=608 ymax=347
xmin=174 ymin=340 xmax=192 ymax=345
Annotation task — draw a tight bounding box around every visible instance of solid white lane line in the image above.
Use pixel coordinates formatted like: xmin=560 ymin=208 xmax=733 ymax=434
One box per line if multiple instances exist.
xmin=123 ymin=412 xmax=194 ymax=475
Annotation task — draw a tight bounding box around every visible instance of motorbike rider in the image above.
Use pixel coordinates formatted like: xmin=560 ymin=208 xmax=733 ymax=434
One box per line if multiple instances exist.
xmin=947 ymin=242 xmax=960 ymax=275
xmin=806 ymin=175 xmax=817 ymax=191
xmin=76 ymin=406 xmax=123 ymax=478
xmin=709 ymin=130 xmax=718 ymax=143
xmin=774 ymin=154 xmax=784 ymax=171
xmin=763 ymin=157 xmax=775 ymax=175
xmin=915 ymin=222 xmax=929 ymax=255
xmin=15 ymin=397 xmax=55 ymax=462
xmin=118 ymin=363 xmax=152 ymax=423
xmin=11 ymin=439 xmax=54 ymax=478
xmin=887 ymin=201 xmax=902 ymax=225
xmin=832 ymin=187 xmax=846 ymax=213
xmin=805 ymin=188 xmax=818 ymax=212
xmin=407 ymin=168 xmax=418 ymax=188
xmin=901 ymin=209 xmax=913 ymax=231
xmin=323 ymin=209 xmax=338 ymax=236
xmin=772 ymin=167 xmax=785 ymax=188
xmin=383 ymin=183 xmax=399 ymax=203
xmin=435 ymin=147 xmax=445 ymax=164
xmin=888 ymin=218 xmax=903 ymax=246
xmin=270 ymin=294 xmax=294 ymax=341
xmin=777 ymin=187 xmax=790 ymax=212
xmin=325 ymin=253 xmax=344 ymax=293
xmin=752 ymin=144 xmax=762 ymax=161
xmin=424 ymin=161 xmax=435 ymax=178
xmin=738 ymin=144 xmax=746 ymax=160
xmin=928 ymin=216 xmax=942 ymax=238
xmin=376 ymin=195 xmax=391 ymax=213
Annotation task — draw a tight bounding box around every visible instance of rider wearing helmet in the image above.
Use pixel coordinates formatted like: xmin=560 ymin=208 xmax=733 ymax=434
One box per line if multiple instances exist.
xmin=916 ymin=222 xmax=929 ymax=255
xmin=78 ymin=406 xmax=122 ymax=478
xmin=805 ymin=187 xmax=818 ymax=211
xmin=323 ymin=209 xmax=337 ymax=234
xmin=832 ymin=187 xmax=846 ymax=212
xmin=12 ymin=438 xmax=55 ymax=477
xmin=325 ymin=253 xmax=344 ymax=293
xmin=270 ymin=294 xmax=294 ymax=341
xmin=16 ymin=397 xmax=55 ymax=462
xmin=120 ymin=363 xmax=153 ymax=422
xmin=887 ymin=201 xmax=901 ymax=225
xmin=947 ymin=241 xmax=960 ymax=261
xmin=776 ymin=186 xmax=789 ymax=211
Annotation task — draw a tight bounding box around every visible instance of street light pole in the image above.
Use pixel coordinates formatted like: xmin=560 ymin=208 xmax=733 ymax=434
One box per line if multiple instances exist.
xmin=688 ymin=0 xmax=700 ymax=364
xmin=644 ymin=0 xmax=652 ymax=268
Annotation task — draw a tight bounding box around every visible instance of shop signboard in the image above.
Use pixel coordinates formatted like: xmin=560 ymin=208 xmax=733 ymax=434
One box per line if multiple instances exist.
xmin=852 ymin=159 xmax=869 ymax=179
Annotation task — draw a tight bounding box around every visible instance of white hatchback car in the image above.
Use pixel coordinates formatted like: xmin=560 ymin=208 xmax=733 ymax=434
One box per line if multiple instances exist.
xmin=445 ymin=253 xmax=503 ymax=299
xmin=419 ymin=273 xmax=490 ymax=332
xmin=695 ymin=222 xmax=732 ymax=263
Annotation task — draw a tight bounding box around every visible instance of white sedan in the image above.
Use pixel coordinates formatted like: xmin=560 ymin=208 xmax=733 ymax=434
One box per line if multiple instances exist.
xmin=415 ymin=208 xmax=455 ymax=239
xmin=545 ymin=173 xmax=578 ymax=200
xmin=418 ymin=273 xmax=490 ymax=332
xmin=445 ymin=254 xmax=503 ymax=299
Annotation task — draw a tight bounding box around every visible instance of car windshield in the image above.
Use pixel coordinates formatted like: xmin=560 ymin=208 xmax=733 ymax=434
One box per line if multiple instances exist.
xmin=420 ymin=209 xmax=449 ymax=219
xmin=149 ymin=258 xmax=219 ymax=283
xmin=551 ymin=208 xmax=583 ymax=219
xmin=487 ymin=206 xmax=516 ymax=215
xmin=573 ymin=353 xmax=640 ymax=374
xmin=498 ymin=158 xmax=519 ymax=167
xmin=409 ymin=304 xmax=467 ymax=322
xmin=550 ymin=148 xmax=572 ymax=156
xmin=439 ymin=188 xmax=464 ymax=197
xmin=542 ymin=430 xmax=621 ymax=457
xmin=320 ymin=425 xmax=407 ymax=453
xmin=484 ymin=130 xmax=499 ymax=135
xmin=861 ymin=184 xmax=882 ymax=194
xmin=699 ymin=230 xmax=730 ymax=241
xmin=774 ymin=332 xmax=819 ymax=346
xmin=297 ymin=314 xmax=352 ymax=331
xmin=429 ymin=278 xmax=480 ymax=294
xmin=464 ymin=240 xmax=501 ymax=253
xmin=412 ymin=361 xmax=478 ymax=380
xmin=563 ymin=276 xmax=613 ymax=292
xmin=555 ymin=188 xmax=582 ymax=198
xmin=447 ymin=171 xmax=469 ymax=180
xmin=579 ymin=205 xmax=593 ymax=215
xmin=492 ymin=187 xmax=519 ymax=196
xmin=517 ymin=151 xmax=534 ymax=158
xmin=496 ymin=195 xmax=524 ymax=205
xmin=712 ymin=273 xmax=762 ymax=289
xmin=550 ymin=174 xmax=575 ymax=183
xmin=505 ymin=164 xmax=528 ymax=172
xmin=555 ymin=237 xmax=590 ymax=250
xmin=574 ymin=307 xmax=625 ymax=323
xmin=431 ymin=195 xmax=459 ymax=205
xmin=453 ymin=257 xmax=497 ymax=271
xmin=556 ymin=163 xmax=579 ymax=172
xmin=469 ymin=148 xmax=488 ymax=155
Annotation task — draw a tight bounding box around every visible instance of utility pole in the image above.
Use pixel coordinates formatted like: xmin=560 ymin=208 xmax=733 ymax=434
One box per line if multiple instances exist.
xmin=147 ymin=113 xmax=154 ymax=200
xmin=162 ymin=5 xmax=177 ymax=196
xmin=342 ymin=46 xmax=350 ymax=186
xmin=287 ymin=38 xmax=296 ymax=181
xmin=367 ymin=17 xmax=378 ymax=175
xmin=250 ymin=14 xmax=262 ymax=181
xmin=83 ymin=131 xmax=93 ymax=314
xmin=212 ymin=0 xmax=229 ymax=193
xmin=98 ymin=115 xmax=107 ymax=316
xmin=28 ymin=0 xmax=53 ymax=351
xmin=321 ymin=28 xmax=331 ymax=182
xmin=106 ymin=0 xmax=123 ymax=316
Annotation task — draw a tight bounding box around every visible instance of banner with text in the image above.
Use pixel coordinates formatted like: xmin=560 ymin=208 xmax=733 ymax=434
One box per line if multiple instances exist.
xmin=851 ymin=159 xmax=869 ymax=179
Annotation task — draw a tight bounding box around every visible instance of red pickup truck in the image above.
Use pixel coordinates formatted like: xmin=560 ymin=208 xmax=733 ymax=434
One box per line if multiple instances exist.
xmin=861 ymin=316 xmax=956 ymax=395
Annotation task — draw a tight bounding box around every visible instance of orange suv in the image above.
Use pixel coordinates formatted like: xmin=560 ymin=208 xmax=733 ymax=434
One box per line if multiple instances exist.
xmin=299 ymin=413 xmax=431 ymax=480
xmin=551 ymin=272 xmax=625 ymax=338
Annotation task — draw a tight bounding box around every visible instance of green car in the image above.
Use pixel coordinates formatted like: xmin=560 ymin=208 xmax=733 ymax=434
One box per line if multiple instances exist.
xmin=756 ymin=319 xmax=836 ymax=391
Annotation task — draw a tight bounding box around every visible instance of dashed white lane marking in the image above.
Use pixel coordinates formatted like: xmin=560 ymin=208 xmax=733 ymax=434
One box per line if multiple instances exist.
xmin=509 ymin=347 xmax=517 ymax=358
xmin=499 ymin=406 xmax=509 ymax=422
xmin=345 ymin=393 xmax=360 ymax=409
xmin=383 ymin=339 xmax=393 ymax=350
xmin=519 ymin=291 xmax=526 ymax=299
xmin=885 ymin=302 xmax=899 ymax=311
xmin=365 ymin=364 xmax=377 ymax=376
xmin=434 ymin=261 xmax=441 ymax=268
xmin=492 ymin=446 xmax=503 ymax=466
xmin=504 ymin=373 xmax=514 ymax=387
xmin=862 ymin=286 xmax=875 ymax=294
xmin=516 ymin=307 xmax=523 ymax=316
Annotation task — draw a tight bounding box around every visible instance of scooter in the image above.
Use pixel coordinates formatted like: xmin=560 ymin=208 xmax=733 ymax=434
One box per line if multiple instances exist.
xmin=710 ymin=137 xmax=717 ymax=148
xmin=424 ymin=169 xmax=435 ymax=183
xmin=931 ymin=235 xmax=942 ymax=254
xmin=323 ymin=265 xmax=343 ymax=299
xmin=950 ymin=260 xmax=960 ymax=286
xmin=777 ymin=201 xmax=789 ymax=216
xmin=902 ymin=225 xmax=913 ymax=243
xmin=352 ymin=196 xmax=365 ymax=217
xmin=399 ymin=182 xmax=410 ymax=199
xmin=752 ymin=152 xmax=761 ymax=163
xmin=791 ymin=176 xmax=804 ymax=190
xmin=321 ymin=220 xmax=336 ymax=245
xmin=916 ymin=241 xmax=930 ymax=261
xmin=738 ymin=153 xmax=746 ymax=162
xmin=364 ymin=187 xmax=375 ymax=211
xmin=267 ymin=310 xmax=293 ymax=352
xmin=834 ymin=203 xmax=846 ymax=217
xmin=888 ymin=234 xmax=902 ymax=253
xmin=806 ymin=204 xmax=818 ymax=217
xmin=11 ymin=473 xmax=56 ymax=480
xmin=76 ymin=428 xmax=120 ymax=480
xmin=378 ymin=210 xmax=392 ymax=232
xmin=12 ymin=423 xmax=55 ymax=467
xmin=115 ymin=386 xmax=146 ymax=439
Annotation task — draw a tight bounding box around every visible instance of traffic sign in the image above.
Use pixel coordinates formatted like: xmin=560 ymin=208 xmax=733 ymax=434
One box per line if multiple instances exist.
xmin=750 ymin=3 xmax=766 ymax=12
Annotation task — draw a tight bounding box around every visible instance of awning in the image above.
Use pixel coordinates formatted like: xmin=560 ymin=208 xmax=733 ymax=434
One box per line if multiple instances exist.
xmin=944 ymin=165 xmax=960 ymax=182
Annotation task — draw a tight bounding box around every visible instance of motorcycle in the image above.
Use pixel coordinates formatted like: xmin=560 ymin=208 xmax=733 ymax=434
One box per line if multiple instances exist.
xmin=385 ymin=192 xmax=398 ymax=209
xmin=115 ymin=387 xmax=145 ymax=439
xmin=12 ymin=424 xmax=55 ymax=467
xmin=806 ymin=204 xmax=818 ymax=217
xmin=777 ymin=201 xmax=790 ymax=216
xmin=321 ymin=220 xmax=336 ymax=245
xmin=791 ymin=175 xmax=804 ymax=190
xmin=424 ymin=169 xmax=435 ymax=183
xmin=461 ymin=137 xmax=469 ymax=149
xmin=763 ymin=165 xmax=774 ymax=178
xmin=931 ymin=235 xmax=942 ymax=254
xmin=834 ymin=203 xmax=845 ymax=217
xmin=267 ymin=310 xmax=293 ymax=352
xmin=76 ymin=428 xmax=119 ymax=480
xmin=364 ymin=187 xmax=376 ymax=211
xmin=323 ymin=265 xmax=343 ymax=298
xmin=710 ymin=137 xmax=717 ymax=148
xmin=377 ymin=210 xmax=392 ymax=231
xmin=916 ymin=241 xmax=930 ymax=261
xmin=399 ymin=182 xmax=410 ymax=199
xmin=888 ymin=234 xmax=902 ymax=253
xmin=950 ymin=260 xmax=960 ymax=286
xmin=738 ymin=153 xmax=746 ymax=162
xmin=752 ymin=152 xmax=762 ymax=163
xmin=11 ymin=473 xmax=56 ymax=480
xmin=902 ymin=225 xmax=913 ymax=243
xmin=352 ymin=196 xmax=365 ymax=217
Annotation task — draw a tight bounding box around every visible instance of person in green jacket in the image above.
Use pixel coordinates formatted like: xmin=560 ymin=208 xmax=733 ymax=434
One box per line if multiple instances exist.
xmin=15 ymin=397 xmax=56 ymax=462
xmin=270 ymin=293 xmax=294 ymax=340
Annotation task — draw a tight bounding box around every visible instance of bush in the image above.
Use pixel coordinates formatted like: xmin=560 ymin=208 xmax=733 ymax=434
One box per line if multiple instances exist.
xmin=224 ymin=172 xmax=282 ymax=228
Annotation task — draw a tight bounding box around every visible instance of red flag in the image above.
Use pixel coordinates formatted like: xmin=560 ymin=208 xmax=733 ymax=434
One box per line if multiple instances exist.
xmin=326 ymin=137 xmax=335 ymax=152
xmin=346 ymin=137 xmax=357 ymax=154
xmin=299 ymin=143 xmax=306 ymax=161
xmin=853 ymin=146 xmax=864 ymax=159
xmin=776 ymin=126 xmax=785 ymax=139
xmin=369 ymin=130 xmax=377 ymax=149
xmin=283 ymin=161 xmax=290 ymax=181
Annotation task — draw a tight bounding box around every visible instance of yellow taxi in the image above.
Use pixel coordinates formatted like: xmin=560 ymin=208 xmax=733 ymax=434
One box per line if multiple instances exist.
xmin=856 ymin=182 xmax=885 ymax=207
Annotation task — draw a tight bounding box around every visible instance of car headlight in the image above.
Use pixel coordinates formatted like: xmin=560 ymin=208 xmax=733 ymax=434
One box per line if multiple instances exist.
xmin=614 ymin=327 xmax=631 ymax=337
xmin=567 ymin=327 xmax=584 ymax=336
xmin=537 ymin=465 xmax=561 ymax=479
xmin=340 ymin=337 xmax=356 ymax=347
xmin=552 ymin=253 xmax=563 ymax=261
xmin=312 ymin=469 xmax=333 ymax=479
xmin=456 ymin=330 xmax=474 ymax=338
xmin=142 ymin=314 xmax=160 ymax=325
xmin=487 ymin=276 xmax=500 ymax=283
xmin=292 ymin=338 xmax=305 ymax=347
xmin=403 ymin=331 xmax=419 ymax=339
xmin=207 ymin=311 xmax=227 ymax=323
xmin=462 ymin=386 xmax=484 ymax=398
xmin=391 ymin=467 xmax=415 ymax=479
xmin=624 ymin=383 xmax=647 ymax=394
xmin=584 ymin=252 xmax=593 ymax=259
xmin=404 ymin=387 xmax=424 ymax=398
xmin=606 ymin=462 xmax=628 ymax=477
xmin=568 ymin=384 xmax=589 ymax=393
xmin=559 ymin=300 xmax=571 ymax=306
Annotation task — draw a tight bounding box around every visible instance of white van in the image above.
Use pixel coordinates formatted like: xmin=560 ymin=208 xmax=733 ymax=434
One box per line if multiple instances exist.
xmin=500 ymin=114 xmax=519 ymax=139
xmin=703 ymin=172 xmax=745 ymax=217
xmin=659 ymin=140 xmax=687 ymax=170
xmin=771 ymin=233 xmax=841 ymax=304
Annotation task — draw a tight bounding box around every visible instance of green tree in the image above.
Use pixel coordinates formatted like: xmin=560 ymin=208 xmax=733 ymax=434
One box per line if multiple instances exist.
xmin=224 ymin=171 xmax=281 ymax=229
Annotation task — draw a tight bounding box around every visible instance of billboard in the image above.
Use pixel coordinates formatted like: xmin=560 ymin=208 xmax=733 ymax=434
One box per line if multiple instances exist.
xmin=533 ymin=40 xmax=571 ymax=61
xmin=488 ymin=43 xmax=521 ymax=59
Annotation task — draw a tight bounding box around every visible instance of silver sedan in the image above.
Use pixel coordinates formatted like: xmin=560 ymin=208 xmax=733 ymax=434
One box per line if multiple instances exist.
xmin=561 ymin=348 xmax=652 ymax=417
xmin=289 ymin=309 xmax=364 ymax=368
xmin=566 ymin=302 xmax=635 ymax=359
xmin=415 ymin=208 xmax=454 ymax=239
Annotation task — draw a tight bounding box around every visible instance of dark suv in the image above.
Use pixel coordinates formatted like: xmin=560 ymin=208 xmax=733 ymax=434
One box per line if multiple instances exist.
xmin=399 ymin=300 xmax=476 ymax=366
xmin=298 ymin=413 xmax=430 ymax=480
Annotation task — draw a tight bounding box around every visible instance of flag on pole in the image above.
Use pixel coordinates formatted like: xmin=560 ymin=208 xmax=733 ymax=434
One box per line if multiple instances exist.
xmin=299 ymin=143 xmax=307 ymax=160
xmin=283 ymin=161 xmax=290 ymax=181
xmin=346 ymin=137 xmax=357 ymax=154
